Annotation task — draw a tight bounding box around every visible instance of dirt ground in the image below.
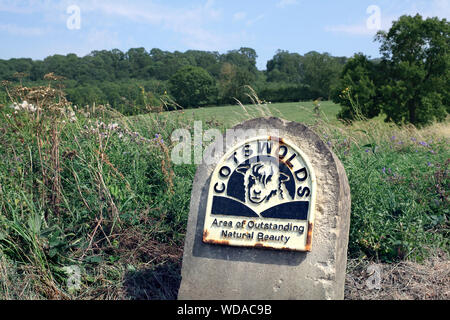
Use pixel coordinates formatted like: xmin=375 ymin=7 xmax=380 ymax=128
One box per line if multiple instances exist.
xmin=344 ymin=251 xmax=449 ymax=300
xmin=121 ymin=250 xmax=450 ymax=300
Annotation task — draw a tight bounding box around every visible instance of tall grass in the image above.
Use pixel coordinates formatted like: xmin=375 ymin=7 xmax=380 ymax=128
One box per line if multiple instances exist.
xmin=317 ymin=118 xmax=449 ymax=261
xmin=0 ymin=78 xmax=196 ymax=298
xmin=0 ymin=80 xmax=448 ymax=299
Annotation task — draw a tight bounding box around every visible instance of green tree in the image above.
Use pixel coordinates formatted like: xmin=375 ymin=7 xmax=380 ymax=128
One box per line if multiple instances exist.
xmin=266 ymin=50 xmax=303 ymax=83
xmin=376 ymin=14 xmax=449 ymax=126
xmin=148 ymin=48 xmax=190 ymax=81
xmin=169 ymin=65 xmax=216 ymax=108
xmin=299 ymin=51 xmax=345 ymax=99
xmin=184 ymin=50 xmax=221 ymax=78
xmin=126 ymin=47 xmax=152 ymax=79
xmin=221 ymin=47 xmax=258 ymax=77
xmin=332 ymin=53 xmax=381 ymax=121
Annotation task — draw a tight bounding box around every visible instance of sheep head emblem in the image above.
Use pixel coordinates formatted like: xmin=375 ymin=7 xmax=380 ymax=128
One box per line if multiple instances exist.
xmin=236 ymin=161 xmax=290 ymax=205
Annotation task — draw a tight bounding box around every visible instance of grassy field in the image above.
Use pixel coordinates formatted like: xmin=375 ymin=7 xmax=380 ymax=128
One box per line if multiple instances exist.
xmin=0 ymin=89 xmax=448 ymax=299
xmin=166 ymin=100 xmax=341 ymax=128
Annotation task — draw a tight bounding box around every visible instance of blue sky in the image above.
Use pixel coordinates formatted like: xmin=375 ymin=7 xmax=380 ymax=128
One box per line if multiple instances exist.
xmin=0 ymin=0 xmax=449 ymax=69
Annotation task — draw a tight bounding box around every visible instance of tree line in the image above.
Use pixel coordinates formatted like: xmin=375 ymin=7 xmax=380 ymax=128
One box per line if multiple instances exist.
xmin=0 ymin=47 xmax=347 ymax=115
xmin=0 ymin=14 xmax=448 ymax=126
xmin=333 ymin=14 xmax=449 ymax=126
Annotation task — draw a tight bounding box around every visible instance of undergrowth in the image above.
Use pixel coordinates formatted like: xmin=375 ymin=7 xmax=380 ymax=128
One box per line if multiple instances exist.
xmin=0 ymin=77 xmax=196 ymax=299
xmin=0 ymin=80 xmax=448 ymax=299
xmin=318 ymin=119 xmax=449 ymax=262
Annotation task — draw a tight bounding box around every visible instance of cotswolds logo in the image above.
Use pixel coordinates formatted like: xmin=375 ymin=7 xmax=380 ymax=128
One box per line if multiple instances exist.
xmin=203 ymin=136 xmax=316 ymax=251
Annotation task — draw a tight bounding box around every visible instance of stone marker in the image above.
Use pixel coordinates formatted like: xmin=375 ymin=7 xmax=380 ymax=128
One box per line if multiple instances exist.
xmin=178 ymin=117 xmax=351 ymax=300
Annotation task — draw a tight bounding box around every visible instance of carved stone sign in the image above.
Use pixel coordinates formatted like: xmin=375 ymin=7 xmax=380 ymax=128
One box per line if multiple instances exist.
xmin=202 ymin=136 xmax=316 ymax=251
xmin=178 ymin=118 xmax=351 ymax=300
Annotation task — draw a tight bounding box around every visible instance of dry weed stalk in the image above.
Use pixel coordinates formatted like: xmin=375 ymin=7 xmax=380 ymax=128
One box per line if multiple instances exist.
xmin=345 ymin=250 xmax=450 ymax=300
xmin=157 ymin=139 xmax=174 ymax=195
xmin=2 ymin=74 xmax=72 ymax=221
xmin=94 ymin=126 xmax=121 ymax=225
xmin=233 ymin=85 xmax=274 ymax=119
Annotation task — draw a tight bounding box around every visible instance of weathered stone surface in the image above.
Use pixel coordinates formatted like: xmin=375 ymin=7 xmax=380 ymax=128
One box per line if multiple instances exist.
xmin=178 ymin=117 xmax=351 ymax=300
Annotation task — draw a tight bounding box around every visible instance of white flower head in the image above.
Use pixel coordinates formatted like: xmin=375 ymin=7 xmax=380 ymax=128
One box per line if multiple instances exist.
xmin=108 ymin=123 xmax=119 ymax=130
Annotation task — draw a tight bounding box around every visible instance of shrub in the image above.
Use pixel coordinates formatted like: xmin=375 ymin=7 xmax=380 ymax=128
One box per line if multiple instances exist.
xmin=321 ymin=120 xmax=449 ymax=262
xmin=169 ymin=65 xmax=217 ymax=108
xmin=332 ymin=53 xmax=381 ymax=121
xmin=0 ymin=77 xmax=197 ymax=298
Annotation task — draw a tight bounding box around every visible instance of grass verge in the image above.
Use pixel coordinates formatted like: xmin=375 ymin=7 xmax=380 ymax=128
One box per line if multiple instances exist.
xmin=0 ymin=81 xmax=448 ymax=299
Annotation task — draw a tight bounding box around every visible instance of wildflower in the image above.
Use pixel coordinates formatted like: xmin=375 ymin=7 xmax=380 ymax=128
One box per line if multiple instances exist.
xmin=391 ymin=136 xmax=396 ymax=141
xmin=430 ymin=150 xmax=436 ymax=154
xmin=411 ymin=137 xmax=417 ymax=142
xmin=427 ymin=162 xmax=432 ymax=167
xmin=419 ymin=141 xmax=428 ymax=147
xmin=365 ymin=149 xmax=370 ymax=153
xmin=108 ymin=123 xmax=119 ymax=130
xmin=382 ymin=167 xmax=386 ymax=174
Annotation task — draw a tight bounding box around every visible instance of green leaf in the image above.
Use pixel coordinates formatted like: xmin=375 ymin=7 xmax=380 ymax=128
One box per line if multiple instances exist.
xmin=84 ymin=255 xmax=102 ymax=264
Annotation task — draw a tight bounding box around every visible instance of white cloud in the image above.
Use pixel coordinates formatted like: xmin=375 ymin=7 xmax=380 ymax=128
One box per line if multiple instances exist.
xmin=408 ymin=0 xmax=450 ymax=19
xmin=324 ymin=24 xmax=378 ymax=36
xmin=0 ymin=23 xmax=46 ymax=36
xmin=325 ymin=0 xmax=450 ymax=37
xmin=276 ymin=0 xmax=299 ymax=9
xmin=0 ymin=0 xmax=252 ymax=52
xmin=76 ymin=0 xmax=231 ymax=51
xmin=246 ymin=14 xmax=265 ymax=26
xmin=0 ymin=0 xmax=47 ymax=14
xmin=233 ymin=11 xmax=247 ymax=21
xmin=86 ymin=29 xmax=120 ymax=48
